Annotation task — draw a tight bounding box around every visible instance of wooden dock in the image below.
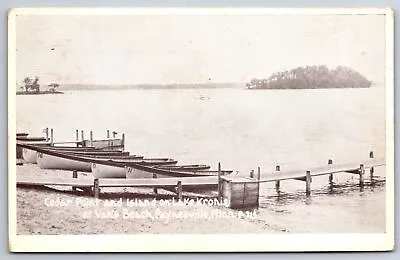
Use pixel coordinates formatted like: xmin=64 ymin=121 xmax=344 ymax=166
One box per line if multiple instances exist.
xmin=259 ymin=157 xmax=385 ymax=182
xmin=16 ymin=153 xmax=386 ymax=209
xmin=17 ymin=175 xmax=220 ymax=200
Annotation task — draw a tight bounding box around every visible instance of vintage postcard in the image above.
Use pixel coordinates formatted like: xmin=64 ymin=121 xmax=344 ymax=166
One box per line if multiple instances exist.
xmin=8 ymin=8 xmax=394 ymax=252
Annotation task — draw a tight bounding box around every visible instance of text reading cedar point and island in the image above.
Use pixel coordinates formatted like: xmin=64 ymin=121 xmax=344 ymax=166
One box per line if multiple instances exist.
xmin=44 ymin=197 xmax=231 ymax=208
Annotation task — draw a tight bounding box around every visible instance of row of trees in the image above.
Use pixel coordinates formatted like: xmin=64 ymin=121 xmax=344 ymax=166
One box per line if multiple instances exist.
xmin=247 ymin=65 xmax=372 ymax=89
xmin=21 ymin=77 xmax=40 ymax=92
xmin=19 ymin=77 xmax=59 ymax=93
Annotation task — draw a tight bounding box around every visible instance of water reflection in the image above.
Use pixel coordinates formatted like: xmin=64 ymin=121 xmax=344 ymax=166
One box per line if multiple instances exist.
xmin=260 ymin=178 xmax=385 ymax=208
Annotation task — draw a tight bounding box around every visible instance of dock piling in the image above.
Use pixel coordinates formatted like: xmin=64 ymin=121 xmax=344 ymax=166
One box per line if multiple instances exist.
xmin=328 ymin=159 xmax=333 ymax=184
xmin=306 ymin=170 xmax=311 ymax=196
xmin=94 ymin=179 xmax=100 ymax=198
xmin=45 ymin=127 xmax=49 ymax=141
xmin=249 ymin=170 xmax=254 ymax=178
xmin=359 ymin=164 xmax=365 ymax=188
xmin=256 ymin=167 xmax=261 ymax=206
xmin=75 ymin=129 xmax=79 ymax=147
xmin=153 ymin=173 xmax=158 ymax=194
xmin=81 ymin=130 xmax=84 ymax=143
xmin=122 ymin=133 xmax=125 ymax=147
xmin=177 ymin=181 xmax=183 ymax=201
xmin=369 ymin=151 xmax=374 ymax=183
xmin=50 ymin=128 xmax=54 ymax=146
xmin=90 ymin=131 xmax=93 ymax=146
xmin=107 ymin=130 xmax=111 ymax=147
xmin=218 ymin=162 xmax=222 ymax=202
xmin=72 ymin=171 xmax=78 ymax=192
xmin=275 ymin=165 xmax=280 ymax=191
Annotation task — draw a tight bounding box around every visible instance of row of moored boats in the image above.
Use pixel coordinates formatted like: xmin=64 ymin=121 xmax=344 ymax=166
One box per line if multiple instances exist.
xmin=16 ymin=132 xmax=233 ymax=179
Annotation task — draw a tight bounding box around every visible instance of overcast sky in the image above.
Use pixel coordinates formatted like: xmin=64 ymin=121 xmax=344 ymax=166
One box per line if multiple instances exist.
xmin=15 ymin=13 xmax=386 ymax=85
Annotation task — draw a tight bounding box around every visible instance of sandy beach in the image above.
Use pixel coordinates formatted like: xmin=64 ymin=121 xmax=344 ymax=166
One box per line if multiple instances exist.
xmin=16 ymin=162 xmax=279 ymax=235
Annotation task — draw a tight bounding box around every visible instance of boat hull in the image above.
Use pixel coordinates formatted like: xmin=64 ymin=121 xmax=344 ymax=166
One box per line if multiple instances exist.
xmin=126 ymin=166 xmax=174 ymax=179
xmin=37 ymin=152 xmax=92 ymax=172
xmin=17 ymin=135 xmax=47 ymax=159
xmin=18 ymin=140 xmax=50 ymax=161
xmin=156 ymin=165 xmax=211 ymax=171
xmin=21 ymin=145 xmax=125 ymax=164
xmin=91 ymin=163 xmax=125 ymax=178
xmin=91 ymin=159 xmax=178 ymax=178
xmin=125 ymin=165 xmax=232 ymax=179
xmin=22 ymin=148 xmax=39 ymax=163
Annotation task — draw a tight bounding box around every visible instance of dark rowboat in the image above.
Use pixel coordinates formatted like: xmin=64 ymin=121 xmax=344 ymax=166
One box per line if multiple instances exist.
xmin=16 ymin=133 xmax=49 ymax=159
xmin=17 ymin=144 xmax=176 ymax=173
xmin=125 ymin=165 xmax=232 ymax=179
xmin=155 ymin=164 xmax=211 ymax=171
xmin=19 ymin=142 xmax=129 ymax=164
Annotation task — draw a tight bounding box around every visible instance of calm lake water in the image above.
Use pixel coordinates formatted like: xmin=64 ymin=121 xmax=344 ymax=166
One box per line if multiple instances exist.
xmin=16 ymin=87 xmax=387 ymax=233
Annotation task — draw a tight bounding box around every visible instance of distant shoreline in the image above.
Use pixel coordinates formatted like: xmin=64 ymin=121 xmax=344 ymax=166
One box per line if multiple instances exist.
xmin=54 ymin=83 xmax=244 ymax=91
xmin=16 ymin=91 xmax=64 ymax=95
xmin=16 ymin=80 xmax=381 ymax=92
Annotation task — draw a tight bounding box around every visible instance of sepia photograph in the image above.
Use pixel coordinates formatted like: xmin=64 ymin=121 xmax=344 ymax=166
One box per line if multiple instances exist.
xmin=8 ymin=8 xmax=394 ymax=252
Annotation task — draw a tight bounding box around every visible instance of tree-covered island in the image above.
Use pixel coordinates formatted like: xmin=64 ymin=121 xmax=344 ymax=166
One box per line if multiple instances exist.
xmin=246 ymin=65 xmax=372 ymax=89
xmin=17 ymin=77 xmax=63 ymax=95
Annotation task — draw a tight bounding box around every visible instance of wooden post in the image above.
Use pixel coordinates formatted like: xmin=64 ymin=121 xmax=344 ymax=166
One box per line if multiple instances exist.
xmin=305 ymin=171 xmax=311 ymax=196
xmin=153 ymin=173 xmax=158 ymax=194
xmin=275 ymin=165 xmax=280 ymax=190
xmin=218 ymin=162 xmax=222 ymax=202
xmin=45 ymin=127 xmax=49 ymax=141
xmin=177 ymin=181 xmax=183 ymax=201
xmin=122 ymin=133 xmax=125 ymax=149
xmin=72 ymin=170 xmax=78 ymax=191
xmin=249 ymin=169 xmax=254 ymax=178
xmin=75 ymin=129 xmax=79 ymax=147
xmin=328 ymin=159 xmax=333 ymax=184
xmin=50 ymin=128 xmax=54 ymax=146
xmin=90 ymin=131 xmax=93 ymax=147
xmin=369 ymin=151 xmax=374 ymax=183
xmin=359 ymin=164 xmax=365 ymax=187
xmin=81 ymin=130 xmax=84 ymax=141
xmin=94 ymin=178 xmax=100 ymax=198
xmin=107 ymin=130 xmax=110 ymax=139
xmin=258 ymin=166 xmax=261 ymax=202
